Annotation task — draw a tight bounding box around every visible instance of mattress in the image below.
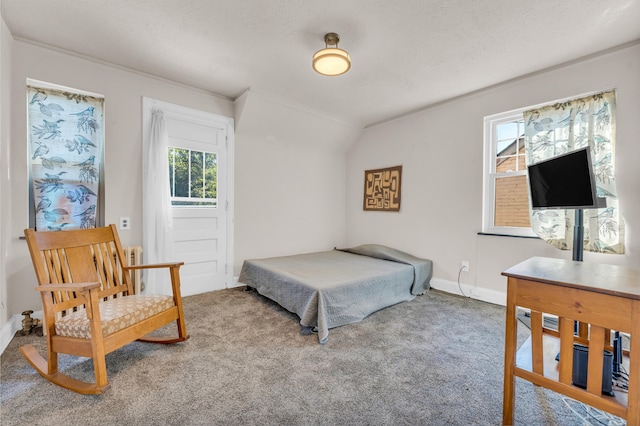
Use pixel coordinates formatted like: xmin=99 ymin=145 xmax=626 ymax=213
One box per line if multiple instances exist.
xmin=238 ymin=244 xmax=432 ymax=343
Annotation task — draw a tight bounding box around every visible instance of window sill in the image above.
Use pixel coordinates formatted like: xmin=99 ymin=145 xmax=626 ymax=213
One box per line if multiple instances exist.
xmin=477 ymin=232 xmax=539 ymax=239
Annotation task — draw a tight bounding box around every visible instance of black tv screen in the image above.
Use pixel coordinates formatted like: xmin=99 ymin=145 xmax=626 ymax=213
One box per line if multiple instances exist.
xmin=527 ymin=147 xmax=606 ymax=210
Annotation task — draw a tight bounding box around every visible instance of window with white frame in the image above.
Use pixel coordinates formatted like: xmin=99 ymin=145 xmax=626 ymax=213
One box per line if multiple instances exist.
xmin=27 ymin=80 xmax=105 ymax=231
xmin=483 ymin=110 xmax=536 ymax=237
xmin=168 ymin=147 xmax=217 ymax=207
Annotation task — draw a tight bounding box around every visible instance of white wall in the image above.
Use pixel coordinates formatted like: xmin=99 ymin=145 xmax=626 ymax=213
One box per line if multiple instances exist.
xmin=233 ymin=90 xmax=361 ymax=273
xmin=0 ymin=15 xmax=13 ymax=333
xmin=346 ymin=43 xmax=640 ymax=304
xmin=3 ymin=39 xmax=234 ymax=328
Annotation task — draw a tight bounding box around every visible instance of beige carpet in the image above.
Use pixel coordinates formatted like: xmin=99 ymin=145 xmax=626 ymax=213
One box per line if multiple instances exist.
xmin=1 ymin=287 xmax=594 ymax=425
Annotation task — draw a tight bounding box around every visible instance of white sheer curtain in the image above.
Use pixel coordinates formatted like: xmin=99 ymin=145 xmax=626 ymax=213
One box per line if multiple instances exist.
xmin=143 ymin=109 xmax=174 ymax=294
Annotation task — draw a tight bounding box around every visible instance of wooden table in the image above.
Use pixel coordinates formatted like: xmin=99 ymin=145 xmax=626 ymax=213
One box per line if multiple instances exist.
xmin=502 ymin=257 xmax=640 ymax=425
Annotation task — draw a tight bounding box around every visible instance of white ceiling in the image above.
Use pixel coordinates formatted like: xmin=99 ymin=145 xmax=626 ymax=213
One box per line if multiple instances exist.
xmin=2 ymin=0 xmax=639 ymax=128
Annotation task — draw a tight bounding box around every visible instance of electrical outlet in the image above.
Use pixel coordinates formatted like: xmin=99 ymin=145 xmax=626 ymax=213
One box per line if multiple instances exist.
xmin=461 ymin=260 xmax=470 ymax=272
xmin=119 ymin=217 xmax=131 ymax=230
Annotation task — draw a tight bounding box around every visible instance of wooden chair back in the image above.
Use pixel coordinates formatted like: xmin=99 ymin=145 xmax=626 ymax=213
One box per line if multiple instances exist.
xmin=24 ymin=224 xmax=132 ymax=322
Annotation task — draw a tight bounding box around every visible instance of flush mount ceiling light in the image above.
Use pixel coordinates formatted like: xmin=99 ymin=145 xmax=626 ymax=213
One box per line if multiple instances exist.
xmin=312 ymin=32 xmax=351 ymax=76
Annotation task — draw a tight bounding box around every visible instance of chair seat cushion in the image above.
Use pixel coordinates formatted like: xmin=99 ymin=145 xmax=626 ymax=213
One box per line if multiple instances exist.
xmin=55 ymin=294 xmax=176 ymax=339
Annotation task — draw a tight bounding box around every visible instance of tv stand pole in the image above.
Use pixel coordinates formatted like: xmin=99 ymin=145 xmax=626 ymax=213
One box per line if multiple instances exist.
xmin=572 ymin=209 xmax=584 ymax=262
xmin=572 ymin=209 xmax=586 ymax=336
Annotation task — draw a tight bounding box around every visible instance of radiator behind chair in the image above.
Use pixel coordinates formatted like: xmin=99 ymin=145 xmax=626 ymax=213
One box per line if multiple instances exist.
xmin=122 ymin=246 xmax=144 ymax=294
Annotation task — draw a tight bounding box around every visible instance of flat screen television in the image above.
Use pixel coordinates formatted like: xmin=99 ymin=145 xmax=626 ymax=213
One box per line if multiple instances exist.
xmin=527 ymin=147 xmax=606 ymax=210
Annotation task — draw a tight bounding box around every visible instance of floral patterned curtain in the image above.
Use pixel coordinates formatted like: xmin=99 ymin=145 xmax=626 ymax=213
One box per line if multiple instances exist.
xmin=28 ymin=83 xmax=104 ymax=231
xmin=523 ymin=90 xmax=624 ymax=254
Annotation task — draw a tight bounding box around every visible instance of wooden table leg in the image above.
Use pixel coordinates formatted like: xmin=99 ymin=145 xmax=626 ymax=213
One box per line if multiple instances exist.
xmin=503 ymin=278 xmax=517 ymax=425
xmin=627 ymin=303 xmax=640 ymax=424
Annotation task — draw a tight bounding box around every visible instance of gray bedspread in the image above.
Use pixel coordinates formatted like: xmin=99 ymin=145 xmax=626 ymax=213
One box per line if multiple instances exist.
xmin=238 ymin=244 xmax=433 ymax=344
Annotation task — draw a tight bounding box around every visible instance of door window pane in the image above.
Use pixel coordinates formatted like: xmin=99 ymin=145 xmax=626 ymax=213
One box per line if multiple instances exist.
xmin=169 ymin=147 xmax=217 ymax=206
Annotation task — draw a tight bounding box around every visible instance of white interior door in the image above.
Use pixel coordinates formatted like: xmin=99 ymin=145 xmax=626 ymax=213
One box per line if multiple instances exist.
xmin=144 ymin=98 xmax=233 ymax=296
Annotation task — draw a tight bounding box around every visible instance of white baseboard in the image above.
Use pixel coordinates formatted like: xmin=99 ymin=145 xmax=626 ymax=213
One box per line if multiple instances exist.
xmin=429 ymin=277 xmax=506 ymax=306
xmin=1 ymin=311 xmax=43 ymax=355
xmin=228 ymin=276 xmax=243 ymax=289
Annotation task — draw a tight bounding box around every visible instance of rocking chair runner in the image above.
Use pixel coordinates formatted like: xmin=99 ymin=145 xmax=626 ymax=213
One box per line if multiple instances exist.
xmin=21 ymin=224 xmax=189 ymax=394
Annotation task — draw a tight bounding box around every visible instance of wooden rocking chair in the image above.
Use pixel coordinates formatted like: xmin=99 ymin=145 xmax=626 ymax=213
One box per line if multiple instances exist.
xmin=21 ymin=224 xmax=189 ymax=394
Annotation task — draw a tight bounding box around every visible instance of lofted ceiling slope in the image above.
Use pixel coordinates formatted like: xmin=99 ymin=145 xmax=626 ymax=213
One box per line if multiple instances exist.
xmin=2 ymin=0 xmax=639 ymax=128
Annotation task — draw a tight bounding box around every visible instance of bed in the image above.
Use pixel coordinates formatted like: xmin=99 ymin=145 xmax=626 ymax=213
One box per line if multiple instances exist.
xmin=238 ymin=244 xmax=433 ymax=344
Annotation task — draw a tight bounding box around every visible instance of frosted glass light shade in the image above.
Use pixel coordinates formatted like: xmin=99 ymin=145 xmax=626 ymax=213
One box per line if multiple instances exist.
xmin=312 ymin=48 xmax=351 ymax=76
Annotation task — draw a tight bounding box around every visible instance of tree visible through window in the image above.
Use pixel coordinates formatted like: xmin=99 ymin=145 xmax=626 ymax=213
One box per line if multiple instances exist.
xmin=168 ymin=147 xmax=217 ymax=207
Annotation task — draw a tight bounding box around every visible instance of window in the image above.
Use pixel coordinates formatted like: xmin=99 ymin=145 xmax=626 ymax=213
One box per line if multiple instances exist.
xmin=168 ymin=147 xmax=217 ymax=207
xmin=27 ymin=80 xmax=104 ymax=231
xmin=484 ymin=91 xmax=622 ymax=245
xmin=483 ymin=109 xmax=535 ymax=237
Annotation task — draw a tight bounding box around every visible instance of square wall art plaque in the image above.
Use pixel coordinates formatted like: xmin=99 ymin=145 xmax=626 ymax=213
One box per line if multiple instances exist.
xmin=363 ymin=165 xmax=402 ymax=212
